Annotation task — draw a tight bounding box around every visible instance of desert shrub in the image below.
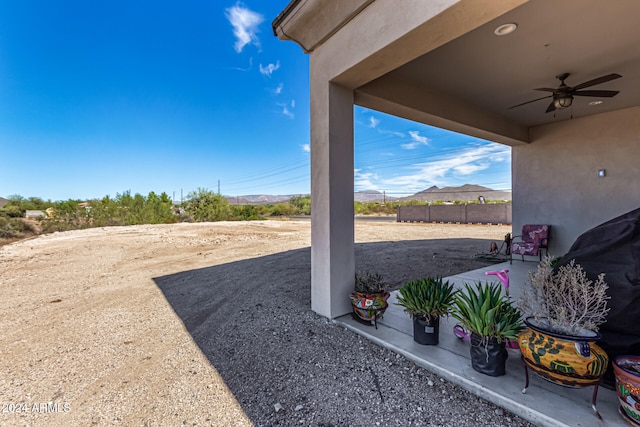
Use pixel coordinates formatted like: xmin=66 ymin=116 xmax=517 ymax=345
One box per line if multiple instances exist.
xmin=289 ymin=195 xmax=311 ymax=215
xmin=1 ymin=204 xmax=25 ymax=218
xmin=89 ymin=191 xmax=175 ymax=226
xmin=0 ymin=217 xmax=36 ymax=238
xmin=354 ymin=201 xmax=398 ymax=215
xmin=183 ymin=188 xmax=232 ymax=222
xmin=268 ymin=203 xmax=297 ymax=217
xmin=231 ymin=205 xmax=261 ymax=220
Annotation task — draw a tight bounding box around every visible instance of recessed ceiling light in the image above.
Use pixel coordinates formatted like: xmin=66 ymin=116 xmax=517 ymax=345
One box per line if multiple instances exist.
xmin=494 ymin=23 xmax=518 ymax=36
xmin=588 ymin=100 xmax=604 ymax=106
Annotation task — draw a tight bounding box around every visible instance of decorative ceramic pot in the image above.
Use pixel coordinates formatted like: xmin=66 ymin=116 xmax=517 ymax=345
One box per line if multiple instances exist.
xmin=613 ymin=355 xmax=640 ymax=426
xmin=349 ymin=291 xmax=390 ymax=324
xmin=413 ymin=316 xmax=440 ymax=345
xmin=518 ymin=317 xmax=608 ymax=387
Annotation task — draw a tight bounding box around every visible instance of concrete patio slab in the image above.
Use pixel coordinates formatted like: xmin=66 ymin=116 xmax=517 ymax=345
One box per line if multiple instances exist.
xmin=335 ymin=261 xmax=625 ymax=427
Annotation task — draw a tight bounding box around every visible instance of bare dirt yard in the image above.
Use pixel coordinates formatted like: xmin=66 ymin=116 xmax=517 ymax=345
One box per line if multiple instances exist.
xmin=0 ymin=220 xmax=533 ymax=427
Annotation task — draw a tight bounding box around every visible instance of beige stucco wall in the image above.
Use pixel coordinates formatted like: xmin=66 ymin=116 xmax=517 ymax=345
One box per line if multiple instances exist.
xmin=513 ymin=106 xmax=640 ymax=256
xmin=304 ymin=0 xmax=528 ymax=318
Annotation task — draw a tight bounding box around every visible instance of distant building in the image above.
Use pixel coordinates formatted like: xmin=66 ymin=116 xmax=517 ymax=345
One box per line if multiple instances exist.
xmin=25 ymin=210 xmax=46 ymax=219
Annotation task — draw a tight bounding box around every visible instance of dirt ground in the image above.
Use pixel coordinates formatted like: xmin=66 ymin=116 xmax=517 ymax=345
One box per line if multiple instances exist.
xmin=0 ymin=220 xmax=522 ymax=427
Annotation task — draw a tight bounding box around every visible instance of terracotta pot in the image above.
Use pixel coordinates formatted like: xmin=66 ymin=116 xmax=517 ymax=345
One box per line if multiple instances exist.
xmin=518 ymin=317 xmax=608 ymax=387
xmin=613 ymin=355 xmax=640 ymax=425
xmin=349 ymin=291 xmax=390 ymax=323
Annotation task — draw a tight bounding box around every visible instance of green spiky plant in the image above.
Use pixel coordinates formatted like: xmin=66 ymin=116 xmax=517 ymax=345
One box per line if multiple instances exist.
xmin=452 ymin=281 xmax=524 ymax=344
xmin=354 ymin=271 xmax=390 ymax=294
xmin=395 ymin=277 xmax=457 ymax=322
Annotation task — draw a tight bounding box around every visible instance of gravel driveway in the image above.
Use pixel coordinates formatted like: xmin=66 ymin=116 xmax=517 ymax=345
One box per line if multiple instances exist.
xmin=0 ymin=220 xmax=533 ymax=426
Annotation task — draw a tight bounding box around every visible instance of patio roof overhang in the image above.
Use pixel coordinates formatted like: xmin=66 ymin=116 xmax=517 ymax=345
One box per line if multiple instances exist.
xmin=274 ymin=0 xmax=640 ymax=145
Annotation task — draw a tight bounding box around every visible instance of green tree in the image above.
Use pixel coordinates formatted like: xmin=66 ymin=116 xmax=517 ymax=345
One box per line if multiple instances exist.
xmin=184 ymin=188 xmax=232 ymax=222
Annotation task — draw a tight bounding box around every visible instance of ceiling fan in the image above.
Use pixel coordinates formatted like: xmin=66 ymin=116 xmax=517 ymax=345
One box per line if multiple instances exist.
xmin=509 ymin=73 xmax=622 ymax=113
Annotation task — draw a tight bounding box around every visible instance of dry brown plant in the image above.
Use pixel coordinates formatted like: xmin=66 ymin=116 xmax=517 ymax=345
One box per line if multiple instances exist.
xmin=520 ymin=255 xmax=610 ymax=335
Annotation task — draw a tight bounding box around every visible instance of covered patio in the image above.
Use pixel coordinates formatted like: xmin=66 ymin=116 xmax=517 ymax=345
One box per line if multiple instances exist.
xmin=336 ymin=261 xmax=626 ymax=427
xmin=273 ymin=0 xmax=640 ymax=319
xmin=273 ymin=1 xmax=640 ymax=425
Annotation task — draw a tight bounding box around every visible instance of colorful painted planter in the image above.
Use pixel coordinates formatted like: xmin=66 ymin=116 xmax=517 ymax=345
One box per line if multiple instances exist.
xmin=518 ymin=317 xmax=608 ymax=388
xmin=613 ymin=355 xmax=640 ymax=426
xmin=349 ymin=291 xmax=390 ymax=327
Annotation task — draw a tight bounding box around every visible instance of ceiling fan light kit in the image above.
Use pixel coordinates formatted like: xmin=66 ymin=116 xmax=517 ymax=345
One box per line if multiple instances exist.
xmin=509 ymin=72 xmax=621 ymax=113
xmin=553 ymin=94 xmax=573 ymax=109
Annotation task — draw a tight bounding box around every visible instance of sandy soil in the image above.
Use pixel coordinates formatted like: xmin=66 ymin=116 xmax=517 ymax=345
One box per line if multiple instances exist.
xmin=0 ymin=220 xmax=524 ymax=427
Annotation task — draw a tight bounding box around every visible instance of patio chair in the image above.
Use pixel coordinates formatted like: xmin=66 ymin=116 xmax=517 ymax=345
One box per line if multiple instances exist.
xmin=510 ymin=224 xmax=550 ymax=263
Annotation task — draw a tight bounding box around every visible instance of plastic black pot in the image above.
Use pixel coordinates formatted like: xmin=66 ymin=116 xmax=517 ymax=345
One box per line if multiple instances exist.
xmin=470 ymin=332 xmax=507 ymax=376
xmin=413 ymin=316 xmax=440 ymax=345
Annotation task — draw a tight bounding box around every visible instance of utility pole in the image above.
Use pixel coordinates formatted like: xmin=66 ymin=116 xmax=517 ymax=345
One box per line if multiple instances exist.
xmin=383 ymin=190 xmax=386 ymax=204
xmin=218 ymin=180 xmax=220 ymax=195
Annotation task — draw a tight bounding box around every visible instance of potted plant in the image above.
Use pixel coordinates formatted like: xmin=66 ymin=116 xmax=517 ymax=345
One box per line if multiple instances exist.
xmin=613 ymin=355 xmax=640 ymax=425
xmin=349 ymin=272 xmax=391 ymax=328
xmin=452 ymin=281 xmax=524 ymax=377
xmin=518 ymin=255 xmax=610 ymax=417
xmin=395 ymin=276 xmax=457 ymax=345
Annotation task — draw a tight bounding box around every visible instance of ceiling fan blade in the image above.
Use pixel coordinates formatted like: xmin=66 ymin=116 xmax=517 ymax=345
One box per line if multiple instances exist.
xmin=573 ymin=90 xmax=620 ymax=97
xmin=572 ymin=73 xmax=622 ymax=90
xmin=545 ymin=101 xmax=556 ymax=113
xmin=534 ymin=88 xmax=557 ymax=92
xmin=508 ymin=94 xmax=552 ymax=109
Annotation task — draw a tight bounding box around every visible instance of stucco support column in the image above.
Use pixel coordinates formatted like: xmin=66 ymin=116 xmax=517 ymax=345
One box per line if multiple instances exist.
xmin=310 ymin=80 xmax=354 ymax=319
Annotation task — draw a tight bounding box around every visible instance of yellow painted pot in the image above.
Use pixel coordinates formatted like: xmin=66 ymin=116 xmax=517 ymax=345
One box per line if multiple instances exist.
xmin=518 ymin=317 xmax=608 ymax=388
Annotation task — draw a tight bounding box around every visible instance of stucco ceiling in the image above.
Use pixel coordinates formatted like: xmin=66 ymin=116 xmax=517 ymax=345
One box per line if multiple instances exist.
xmin=384 ymin=0 xmax=640 ymax=128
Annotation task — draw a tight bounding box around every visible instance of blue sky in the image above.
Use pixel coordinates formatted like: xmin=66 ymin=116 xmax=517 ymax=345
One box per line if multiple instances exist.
xmin=0 ymin=1 xmax=510 ymax=202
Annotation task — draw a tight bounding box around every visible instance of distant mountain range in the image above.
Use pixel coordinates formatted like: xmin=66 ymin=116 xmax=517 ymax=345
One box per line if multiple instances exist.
xmin=225 ymin=194 xmax=298 ymax=205
xmin=396 ymin=184 xmax=512 ymax=203
xmin=224 ymin=184 xmax=510 ymax=205
xmin=0 ymin=197 xmax=8 ymax=208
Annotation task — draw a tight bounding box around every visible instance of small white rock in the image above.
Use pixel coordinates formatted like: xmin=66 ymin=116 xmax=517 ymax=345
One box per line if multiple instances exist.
xmin=294 ymin=405 xmax=304 ymax=411
xmin=495 ymin=408 xmax=505 ymax=416
xmin=427 ymin=380 xmax=434 ymax=387
xmin=274 ymin=403 xmax=284 ymax=413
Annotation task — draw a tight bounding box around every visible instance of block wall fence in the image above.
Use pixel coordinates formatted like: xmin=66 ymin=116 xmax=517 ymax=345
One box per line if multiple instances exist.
xmin=397 ymin=203 xmax=512 ymax=224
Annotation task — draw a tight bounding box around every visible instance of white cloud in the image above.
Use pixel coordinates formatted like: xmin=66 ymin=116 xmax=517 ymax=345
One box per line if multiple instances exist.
xmin=375 ymin=129 xmax=406 ymax=138
xmin=354 ymin=169 xmax=379 ymax=191
xmin=277 ymin=99 xmax=295 ymax=118
xmin=232 ymin=57 xmax=253 ymax=72
xmin=259 ymin=61 xmax=280 ymax=77
xmin=282 ymin=106 xmax=294 ymax=118
xmin=302 ymin=144 xmax=310 ymax=153
xmin=401 ymin=131 xmax=430 ymax=149
xmin=225 ymin=4 xmax=264 ymax=53
xmin=272 ymin=83 xmax=284 ymax=95
xmin=381 ymin=144 xmax=510 ymax=191
xmin=369 ymin=116 xmax=380 ymax=128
